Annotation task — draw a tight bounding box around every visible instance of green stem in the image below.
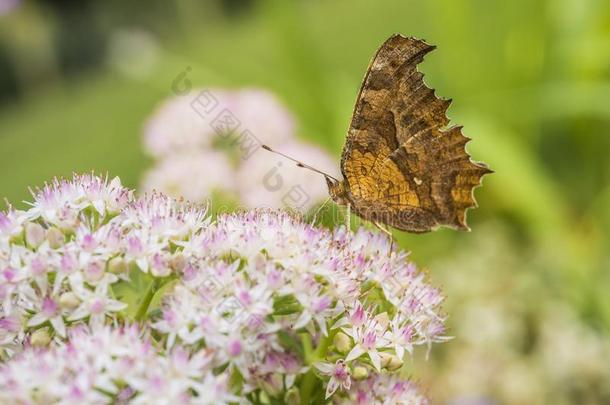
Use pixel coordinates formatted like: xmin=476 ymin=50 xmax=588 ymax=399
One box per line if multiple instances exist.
xmin=135 ymin=278 xmax=161 ymax=323
xmin=299 ymin=329 xmax=337 ymax=405
xmin=301 ymin=333 xmax=314 ymax=361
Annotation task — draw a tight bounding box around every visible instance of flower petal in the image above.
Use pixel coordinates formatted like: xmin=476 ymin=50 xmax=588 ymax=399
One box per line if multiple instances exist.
xmin=345 ymin=345 xmax=365 ymax=362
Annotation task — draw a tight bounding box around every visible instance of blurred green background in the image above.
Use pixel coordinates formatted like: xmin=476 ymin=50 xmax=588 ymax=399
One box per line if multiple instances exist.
xmin=1 ymin=0 xmax=609 ymax=403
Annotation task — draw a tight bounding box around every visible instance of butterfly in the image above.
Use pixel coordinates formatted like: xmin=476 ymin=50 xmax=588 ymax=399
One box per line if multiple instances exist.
xmin=264 ymin=34 xmax=491 ymax=233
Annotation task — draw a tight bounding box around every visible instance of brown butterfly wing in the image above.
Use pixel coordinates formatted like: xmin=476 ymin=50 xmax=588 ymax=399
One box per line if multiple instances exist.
xmin=341 ymin=34 xmax=491 ymax=232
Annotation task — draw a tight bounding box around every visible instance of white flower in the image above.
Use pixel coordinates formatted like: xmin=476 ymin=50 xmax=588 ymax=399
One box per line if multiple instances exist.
xmin=315 ymin=360 xmax=351 ymax=398
xmin=0 ymin=207 xmax=25 ymax=244
xmin=68 ymin=278 xmax=127 ymax=326
xmin=26 ymin=296 xmax=66 ymax=338
xmin=385 ymin=317 xmax=414 ymax=359
xmin=191 ymin=373 xmax=240 ymax=405
xmin=340 ymin=374 xmax=430 ymax=405
xmin=293 ymin=285 xmax=341 ymax=336
xmin=25 ymin=174 xmax=131 ymax=226
xmin=150 ymin=286 xmax=206 ymax=348
xmin=345 ymin=320 xmax=390 ymax=372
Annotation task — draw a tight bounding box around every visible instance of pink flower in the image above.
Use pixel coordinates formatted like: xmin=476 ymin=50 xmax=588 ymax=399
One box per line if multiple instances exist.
xmin=27 ymin=296 xmax=66 ymax=338
xmin=315 ymin=360 xmax=351 ymax=398
xmin=345 ymin=320 xmax=390 ymax=372
xmin=342 ymin=374 xmax=429 ymax=405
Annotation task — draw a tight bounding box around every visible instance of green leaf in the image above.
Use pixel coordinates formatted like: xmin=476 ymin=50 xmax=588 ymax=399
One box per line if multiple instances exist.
xmin=273 ymin=294 xmax=303 ymax=316
xmin=111 ymin=265 xmax=155 ymax=321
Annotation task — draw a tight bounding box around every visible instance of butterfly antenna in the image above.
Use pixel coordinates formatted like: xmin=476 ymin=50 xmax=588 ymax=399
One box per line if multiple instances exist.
xmin=261 ymin=145 xmax=339 ymax=182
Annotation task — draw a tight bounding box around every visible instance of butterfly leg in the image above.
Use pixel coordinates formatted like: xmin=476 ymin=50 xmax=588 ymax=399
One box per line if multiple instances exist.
xmin=311 ymin=197 xmax=332 ymax=225
xmin=344 ymin=204 xmax=351 ymax=231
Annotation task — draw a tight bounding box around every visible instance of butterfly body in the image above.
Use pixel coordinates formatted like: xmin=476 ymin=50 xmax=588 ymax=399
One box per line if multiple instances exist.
xmin=328 ymin=34 xmax=491 ymax=233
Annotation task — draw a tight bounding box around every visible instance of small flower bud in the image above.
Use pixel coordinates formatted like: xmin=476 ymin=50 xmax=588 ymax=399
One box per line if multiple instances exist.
xmin=31 ymin=328 xmax=51 ymax=347
xmin=108 ymin=257 xmax=127 ymax=274
xmin=374 ymin=312 xmax=390 ymax=328
xmin=284 ymin=387 xmax=300 ymax=403
xmin=59 ymin=292 xmax=80 ymax=310
xmin=46 ymin=227 xmax=65 ymax=249
xmin=333 ymin=332 xmax=351 ymax=354
xmin=169 ymin=252 xmax=186 ymax=272
xmin=353 ymin=366 xmax=369 ymax=380
xmin=151 ymin=253 xmax=170 ymax=277
xmin=85 ymin=262 xmax=104 ymax=283
xmin=25 ymin=223 xmax=45 ymax=249
xmin=380 ymin=352 xmax=403 ymax=371
xmin=261 ymin=373 xmax=283 ymax=396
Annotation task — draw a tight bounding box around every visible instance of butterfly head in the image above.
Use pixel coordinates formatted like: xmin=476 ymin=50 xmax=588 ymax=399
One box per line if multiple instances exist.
xmin=326 ymin=177 xmax=350 ymax=207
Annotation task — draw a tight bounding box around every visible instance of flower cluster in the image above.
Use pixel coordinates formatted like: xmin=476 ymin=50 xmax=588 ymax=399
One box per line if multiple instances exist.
xmin=155 ymin=210 xmax=448 ymax=401
xmin=0 ymin=174 xmax=445 ymax=402
xmin=0 ymin=175 xmax=133 ymax=351
xmin=0 ymin=325 xmax=236 ymax=404
xmin=0 ymin=174 xmax=210 ymax=353
xmin=335 ymin=374 xmax=429 ymax=405
xmin=141 ymin=88 xmax=338 ymax=211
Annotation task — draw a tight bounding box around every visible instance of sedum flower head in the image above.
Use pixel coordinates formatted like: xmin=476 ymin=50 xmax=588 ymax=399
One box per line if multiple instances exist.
xmin=143 ymin=88 xmax=295 ymax=159
xmin=156 ymin=210 xmax=448 ymax=399
xmin=1 ymin=174 xmax=447 ymax=402
xmin=141 ymin=87 xmax=337 ymax=211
